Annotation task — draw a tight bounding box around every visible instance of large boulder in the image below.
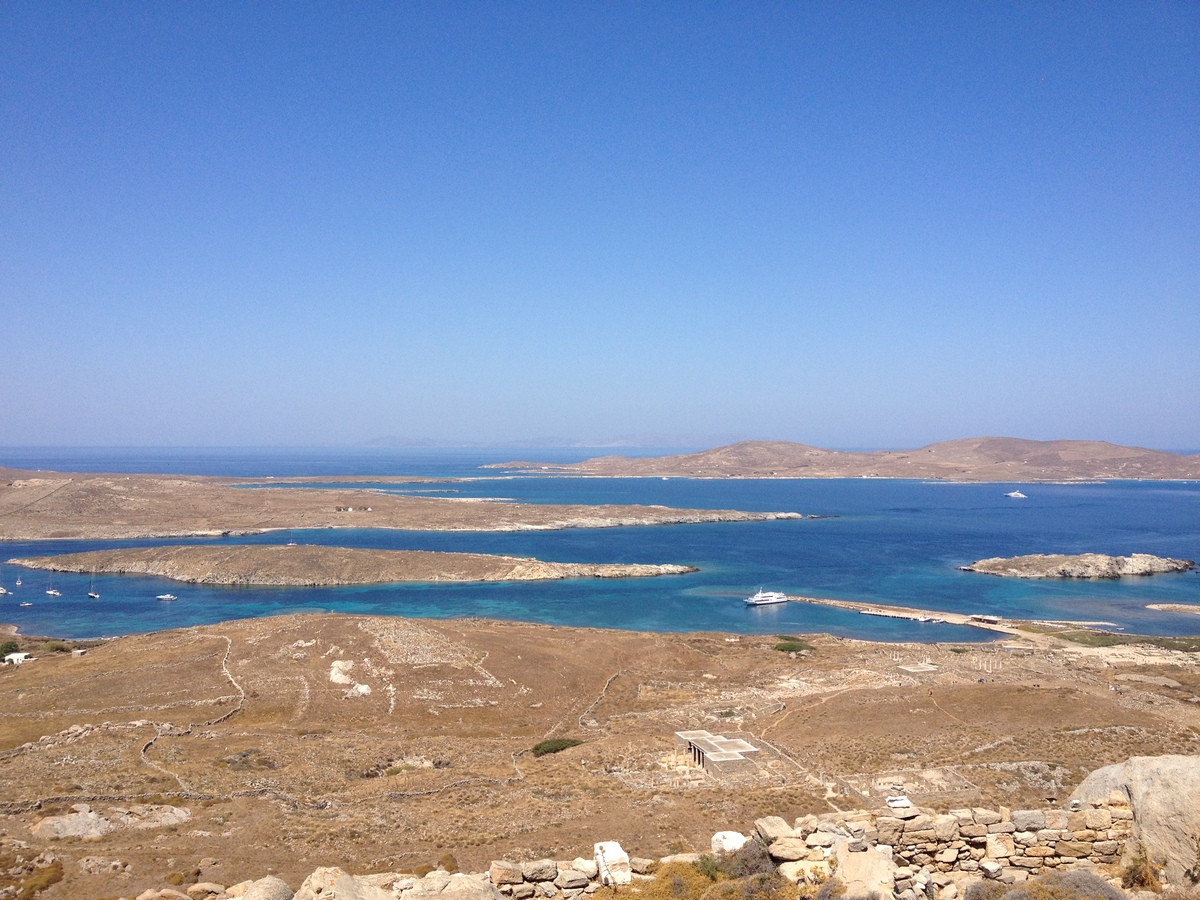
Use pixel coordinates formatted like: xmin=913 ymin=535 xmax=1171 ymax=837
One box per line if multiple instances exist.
xmin=1070 ymin=754 xmax=1200 ymax=886
xmin=755 ymin=816 xmax=795 ymax=843
xmin=244 ymin=875 xmax=295 ymax=900
xmin=441 ymin=873 xmax=499 ymax=900
xmin=30 ymin=805 xmax=114 ymax=840
xmin=294 ymin=867 xmax=390 ymax=900
xmin=832 ymin=842 xmax=895 ymax=898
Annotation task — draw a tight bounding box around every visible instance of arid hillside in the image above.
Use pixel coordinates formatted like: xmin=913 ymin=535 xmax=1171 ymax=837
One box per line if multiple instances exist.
xmin=3 ymin=614 xmax=1200 ymax=898
xmin=491 ymin=438 xmax=1200 ymax=481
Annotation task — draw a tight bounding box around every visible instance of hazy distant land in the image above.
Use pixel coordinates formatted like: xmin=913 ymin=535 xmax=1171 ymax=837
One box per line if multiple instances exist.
xmin=489 ymin=437 xmax=1200 ymax=481
xmin=9 ymin=545 xmax=697 ymax=586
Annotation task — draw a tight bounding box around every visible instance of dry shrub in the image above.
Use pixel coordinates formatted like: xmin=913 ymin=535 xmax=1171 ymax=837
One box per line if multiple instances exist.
xmin=987 ymin=871 xmax=1126 ymax=900
xmin=638 ymin=862 xmax=722 ymax=900
xmin=16 ymin=860 xmax=63 ymax=900
xmin=965 ymin=882 xmax=1010 ymax=900
xmin=716 ymin=842 xmax=779 ymax=879
xmin=636 ymin=859 xmax=803 ymax=900
xmin=1122 ymin=845 xmax=1163 ymax=893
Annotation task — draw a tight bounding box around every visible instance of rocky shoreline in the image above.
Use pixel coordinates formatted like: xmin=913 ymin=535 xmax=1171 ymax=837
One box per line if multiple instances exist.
xmin=8 ymin=545 xmax=699 ymax=587
xmin=961 ymin=553 xmax=1195 ymax=579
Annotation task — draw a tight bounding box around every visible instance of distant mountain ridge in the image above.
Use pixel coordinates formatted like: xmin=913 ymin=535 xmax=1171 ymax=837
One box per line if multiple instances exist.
xmin=489 ymin=437 xmax=1200 ymax=481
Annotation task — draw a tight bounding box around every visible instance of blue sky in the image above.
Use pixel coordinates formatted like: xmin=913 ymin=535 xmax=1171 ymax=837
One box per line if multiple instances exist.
xmin=2 ymin=3 xmax=1197 ymax=450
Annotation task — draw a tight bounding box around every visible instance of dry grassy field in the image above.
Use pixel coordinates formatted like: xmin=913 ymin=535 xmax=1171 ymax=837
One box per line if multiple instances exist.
xmin=3 ymin=615 xmax=1200 ymax=898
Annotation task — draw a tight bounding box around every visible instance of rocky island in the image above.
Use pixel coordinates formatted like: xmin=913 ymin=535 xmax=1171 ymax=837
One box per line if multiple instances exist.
xmin=962 ymin=553 xmax=1196 ymax=579
xmin=9 ymin=545 xmax=698 ymax=586
xmin=0 ymin=468 xmax=799 ymax=541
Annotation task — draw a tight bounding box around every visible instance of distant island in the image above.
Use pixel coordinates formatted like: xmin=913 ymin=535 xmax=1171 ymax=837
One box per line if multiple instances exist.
xmin=0 ymin=468 xmax=799 ymax=541
xmin=487 ymin=437 xmax=1200 ymax=481
xmin=9 ymin=545 xmax=698 ymax=586
xmin=962 ymin=553 xmax=1196 ymax=579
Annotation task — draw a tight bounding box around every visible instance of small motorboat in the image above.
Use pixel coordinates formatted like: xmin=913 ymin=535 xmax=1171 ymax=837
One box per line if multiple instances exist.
xmin=1005 ymin=490 xmax=1027 ymax=499
xmin=156 ymin=593 xmax=178 ymax=601
xmin=19 ymin=602 xmax=32 ymax=607
xmin=45 ymin=589 xmax=61 ymax=597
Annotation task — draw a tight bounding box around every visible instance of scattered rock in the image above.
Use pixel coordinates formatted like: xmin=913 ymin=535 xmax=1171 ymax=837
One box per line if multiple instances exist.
xmin=768 ymin=837 xmax=809 ymax=861
xmin=755 ymin=815 xmax=795 ymax=843
xmin=521 ymin=860 xmax=557 ymax=882
xmin=554 ymin=869 xmax=590 ymax=890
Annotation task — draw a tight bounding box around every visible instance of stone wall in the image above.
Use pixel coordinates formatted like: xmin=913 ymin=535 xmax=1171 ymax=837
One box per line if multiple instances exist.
xmin=117 ymin=795 xmax=1137 ymax=900
xmin=754 ymin=791 xmax=1134 ymax=898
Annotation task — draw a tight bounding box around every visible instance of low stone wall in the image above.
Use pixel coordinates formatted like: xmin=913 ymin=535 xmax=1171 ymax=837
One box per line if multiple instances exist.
xmin=116 ymin=796 xmax=1136 ymax=900
xmin=754 ymin=791 xmax=1134 ymax=897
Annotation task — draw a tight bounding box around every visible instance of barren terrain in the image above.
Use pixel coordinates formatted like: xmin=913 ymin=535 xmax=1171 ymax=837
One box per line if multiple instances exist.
xmin=0 ymin=468 xmax=797 ymax=541
xmin=8 ymin=544 xmax=697 ymax=586
xmin=3 ymin=614 xmax=1200 ymax=898
xmin=491 ymin=437 xmax=1200 ymax=481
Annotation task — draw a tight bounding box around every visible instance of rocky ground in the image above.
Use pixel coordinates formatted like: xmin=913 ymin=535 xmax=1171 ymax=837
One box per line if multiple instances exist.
xmin=8 ymin=545 xmax=698 ymax=587
xmin=3 ymin=614 xmax=1200 ymax=899
xmin=962 ymin=554 xmax=1196 ymax=579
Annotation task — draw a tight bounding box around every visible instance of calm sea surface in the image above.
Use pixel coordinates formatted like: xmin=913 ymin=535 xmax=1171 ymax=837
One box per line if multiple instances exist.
xmin=1 ymin=447 xmax=1197 ymax=641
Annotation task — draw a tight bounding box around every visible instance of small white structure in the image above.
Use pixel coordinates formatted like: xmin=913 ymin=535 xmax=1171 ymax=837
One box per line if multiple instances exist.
xmin=4 ymin=652 xmax=32 ymax=665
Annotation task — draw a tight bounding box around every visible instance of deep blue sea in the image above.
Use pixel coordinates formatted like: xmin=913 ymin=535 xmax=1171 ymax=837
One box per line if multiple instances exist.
xmin=1 ymin=447 xmax=1198 ymax=642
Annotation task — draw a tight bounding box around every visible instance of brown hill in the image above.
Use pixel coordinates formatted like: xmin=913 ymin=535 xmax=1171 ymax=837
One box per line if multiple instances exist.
xmin=490 ymin=437 xmax=1200 ymax=481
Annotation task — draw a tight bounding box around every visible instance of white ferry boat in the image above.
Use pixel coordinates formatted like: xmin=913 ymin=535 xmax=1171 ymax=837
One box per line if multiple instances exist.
xmin=744 ymin=588 xmax=789 ymax=607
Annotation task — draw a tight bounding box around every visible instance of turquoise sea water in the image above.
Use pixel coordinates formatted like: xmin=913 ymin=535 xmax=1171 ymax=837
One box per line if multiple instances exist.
xmin=1 ymin=448 xmax=1197 ymax=641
